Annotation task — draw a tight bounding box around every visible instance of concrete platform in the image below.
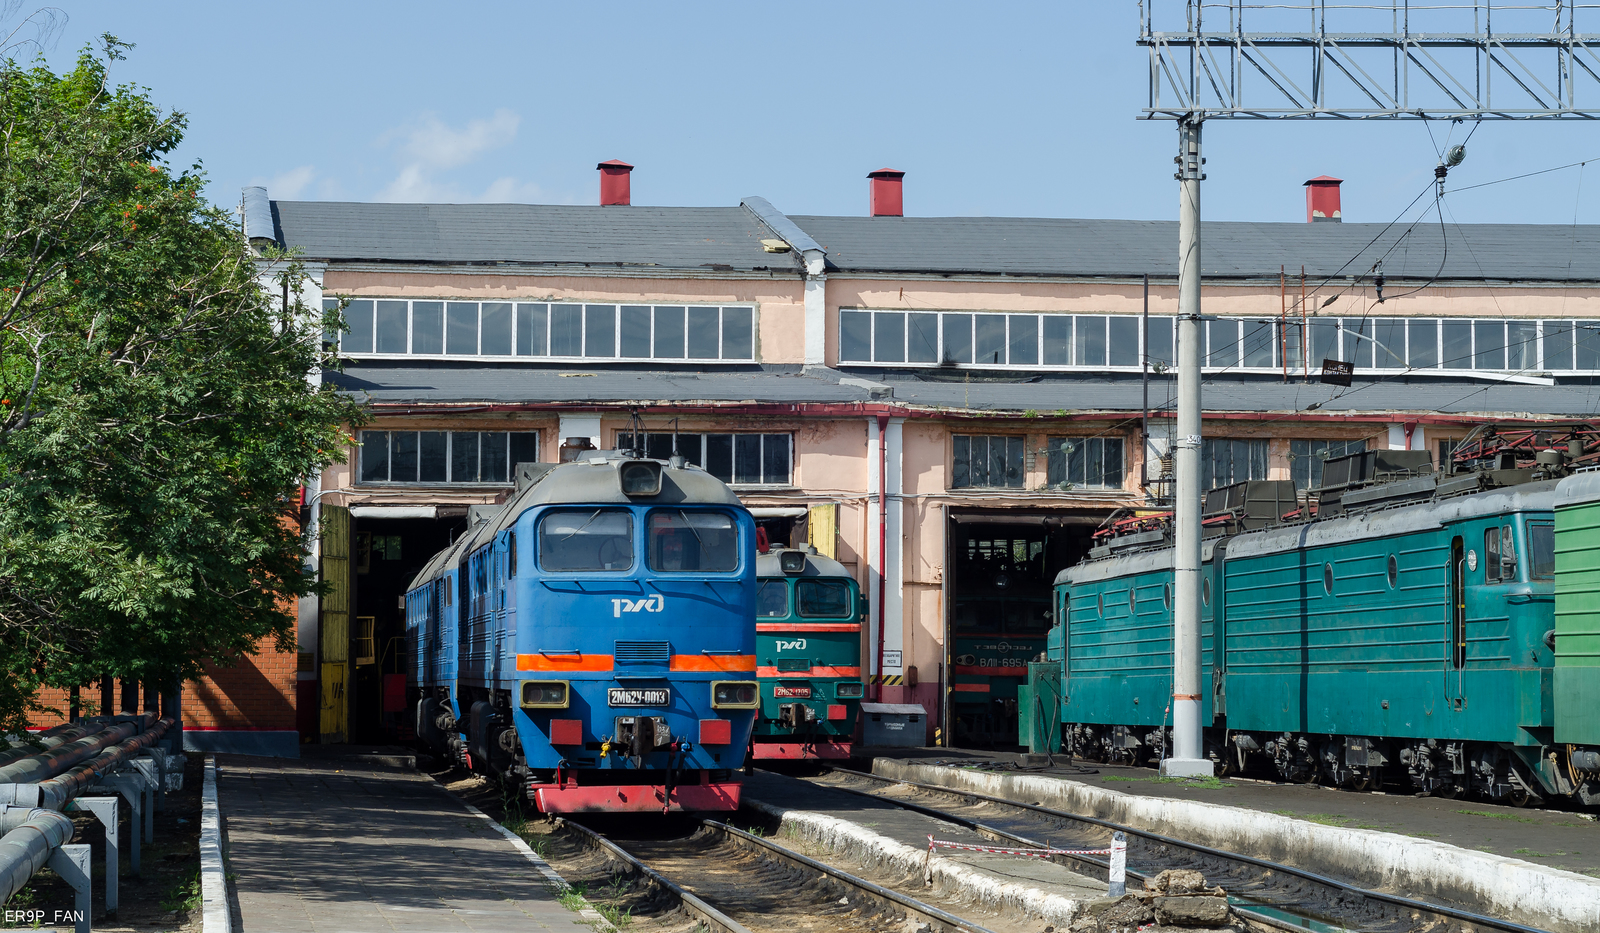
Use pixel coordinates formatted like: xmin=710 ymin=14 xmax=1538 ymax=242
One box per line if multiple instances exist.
xmin=218 ymin=755 xmax=588 ymax=932
xmin=869 ymin=749 xmax=1600 ymax=933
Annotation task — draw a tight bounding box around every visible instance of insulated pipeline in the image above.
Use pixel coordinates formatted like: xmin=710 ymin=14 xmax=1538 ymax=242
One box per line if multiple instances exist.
xmin=0 ymin=720 xmax=141 ymax=785
xmin=34 ymin=718 xmax=173 ymax=810
xmin=0 ymin=724 xmax=95 ymax=770
xmin=0 ymin=806 xmax=75 ymax=903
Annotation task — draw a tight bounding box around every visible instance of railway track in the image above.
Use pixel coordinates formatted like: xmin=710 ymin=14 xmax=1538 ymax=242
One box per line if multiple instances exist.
xmin=812 ymin=766 xmax=1547 ymax=933
xmin=560 ymin=815 xmax=1001 ymax=933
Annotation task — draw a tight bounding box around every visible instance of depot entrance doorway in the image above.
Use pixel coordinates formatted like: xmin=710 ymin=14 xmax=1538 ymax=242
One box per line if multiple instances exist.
xmin=943 ymin=510 xmax=1102 ymax=748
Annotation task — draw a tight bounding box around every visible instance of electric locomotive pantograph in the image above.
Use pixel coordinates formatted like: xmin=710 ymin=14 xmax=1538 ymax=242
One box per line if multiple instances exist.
xmin=752 ymin=545 xmax=865 ymax=759
xmin=1048 ymin=425 xmax=1600 ymax=808
xmin=405 ymin=450 xmax=760 ymax=814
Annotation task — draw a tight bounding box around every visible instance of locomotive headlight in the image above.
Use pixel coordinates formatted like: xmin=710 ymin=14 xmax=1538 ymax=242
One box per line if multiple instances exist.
xmin=779 ymin=550 xmax=807 ymax=574
xmin=520 ymin=680 xmax=570 ymax=709
xmin=619 ymin=460 xmax=663 ymax=496
xmin=835 ymin=682 xmax=864 ymax=699
xmin=711 ymin=680 xmax=760 ymax=709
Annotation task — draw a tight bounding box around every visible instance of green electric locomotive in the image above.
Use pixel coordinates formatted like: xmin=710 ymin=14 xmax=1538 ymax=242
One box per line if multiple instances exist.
xmin=751 ymin=546 xmax=866 ymax=759
xmin=1048 ymin=436 xmax=1600 ymax=807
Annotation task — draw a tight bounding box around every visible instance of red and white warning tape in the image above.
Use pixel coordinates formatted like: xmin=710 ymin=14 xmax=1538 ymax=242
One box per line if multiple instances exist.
xmin=926 ymin=835 xmax=1112 ymax=859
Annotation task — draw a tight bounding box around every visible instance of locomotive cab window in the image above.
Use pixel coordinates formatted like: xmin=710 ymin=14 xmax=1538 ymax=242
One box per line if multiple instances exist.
xmin=648 ymin=509 xmax=738 ymax=572
xmin=758 ymin=580 xmax=790 ymax=617
xmin=1484 ymin=524 xmax=1516 ymax=583
xmin=1528 ymin=522 xmax=1555 ymax=580
xmin=539 ymin=509 xmax=634 ymax=572
xmin=797 ymin=579 xmax=852 ymax=618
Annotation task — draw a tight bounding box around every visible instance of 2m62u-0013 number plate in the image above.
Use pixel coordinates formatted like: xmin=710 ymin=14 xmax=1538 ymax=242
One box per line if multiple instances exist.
xmin=608 ymin=687 xmax=670 ymax=707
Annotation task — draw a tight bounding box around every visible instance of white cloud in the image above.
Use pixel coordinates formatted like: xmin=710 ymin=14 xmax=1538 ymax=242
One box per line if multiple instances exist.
xmin=249 ymin=165 xmax=316 ymax=200
xmin=375 ymin=109 xmax=541 ymax=203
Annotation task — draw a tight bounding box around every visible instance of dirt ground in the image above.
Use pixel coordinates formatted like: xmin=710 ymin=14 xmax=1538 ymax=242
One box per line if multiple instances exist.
xmin=3 ymin=754 xmax=202 ymax=933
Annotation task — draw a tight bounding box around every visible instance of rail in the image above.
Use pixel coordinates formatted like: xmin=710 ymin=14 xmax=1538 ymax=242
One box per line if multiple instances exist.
xmin=821 ymin=766 xmax=1547 ymax=933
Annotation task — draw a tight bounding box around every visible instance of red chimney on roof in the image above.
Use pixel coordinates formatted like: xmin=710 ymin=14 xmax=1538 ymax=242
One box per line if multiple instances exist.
xmin=598 ymin=159 xmax=634 ymax=206
xmin=868 ymin=168 xmax=905 ymax=217
xmin=1304 ymin=176 xmax=1342 ymax=223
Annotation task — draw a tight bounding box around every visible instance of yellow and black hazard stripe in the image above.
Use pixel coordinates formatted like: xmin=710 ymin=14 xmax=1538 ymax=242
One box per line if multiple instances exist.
xmin=871 ymin=674 xmax=905 ymax=686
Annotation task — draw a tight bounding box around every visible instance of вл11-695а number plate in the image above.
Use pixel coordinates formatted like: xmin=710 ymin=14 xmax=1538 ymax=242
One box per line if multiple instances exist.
xmin=608 ymin=687 xmax=670 ymax=707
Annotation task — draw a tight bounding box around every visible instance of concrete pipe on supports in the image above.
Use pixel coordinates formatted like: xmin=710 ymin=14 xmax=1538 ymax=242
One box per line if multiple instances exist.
xmin=0 ymin=805 xmax=74 ymax=903
xmin=0 ymin=724 xmax=95 ymax=770
xmin=0 ymin=717 xmax=149 ymax=785
xmin=34 ymin=718 xmax=174 ymax=811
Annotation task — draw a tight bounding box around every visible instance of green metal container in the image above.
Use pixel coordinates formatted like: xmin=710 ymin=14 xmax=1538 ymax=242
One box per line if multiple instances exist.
xmin=1555 ymin=472 xmax=1600 ymax=746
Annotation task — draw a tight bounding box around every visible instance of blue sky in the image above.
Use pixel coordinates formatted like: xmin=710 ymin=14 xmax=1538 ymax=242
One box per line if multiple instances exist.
xmin=24 ymin=2 xmax=1600 ymax=225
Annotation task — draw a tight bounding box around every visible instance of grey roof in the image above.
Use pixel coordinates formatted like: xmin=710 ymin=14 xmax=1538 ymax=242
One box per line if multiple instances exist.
xmin=329 ymin=363 xmax=1600 ymax=418
xmin=272 ymin=201 xmax=805 ymax=273
xmin=788 ymin=215 xmax=1600 ymax=282
xmin=266 ymin=192 xmax=1600 ymax=282
xmin=754 ymin=548 xmax=853 ymax=578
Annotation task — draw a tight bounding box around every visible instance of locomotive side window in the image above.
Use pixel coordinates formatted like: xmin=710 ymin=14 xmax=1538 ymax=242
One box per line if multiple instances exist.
xmin=758 ymin=581 xmax=790 ymax=617
xmin=539 ymin=509 xmax=634 ymax=572
xmin=1323 ymin=562 xmax=1334 ymax=595
xmin=797 ymin=579 xmax=852 ymax=618
xmin=648 ymin=510 xmax=738 ymax=572
xmin=1386 ymin=554 xmax=1398 ymax=589
xmin=1528 ymin=522 xmax=1555 ymax=580
xmin=1484 ymin=524 xmax=1517 ymax=582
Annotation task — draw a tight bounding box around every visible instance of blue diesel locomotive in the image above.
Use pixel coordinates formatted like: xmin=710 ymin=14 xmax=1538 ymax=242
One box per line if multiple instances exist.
xmin=405 ymin=452 xmax=760 ymax=814
xmin=1049 ymin=442 xmax=1600 ymax=808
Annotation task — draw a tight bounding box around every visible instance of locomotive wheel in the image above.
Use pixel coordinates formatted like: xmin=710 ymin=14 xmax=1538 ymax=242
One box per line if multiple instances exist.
xmin=1434 ymin=784 xmax=1462 ymax=800
xmin=1342 ymin=771 xmax=1370 ymax=791
xmin=1507 ymin=788 xmax=1532 ymax=808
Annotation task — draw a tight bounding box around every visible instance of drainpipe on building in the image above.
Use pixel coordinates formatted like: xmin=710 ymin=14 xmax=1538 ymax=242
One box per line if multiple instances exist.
xmin=875 ymin=413 xmax=889 ymax=702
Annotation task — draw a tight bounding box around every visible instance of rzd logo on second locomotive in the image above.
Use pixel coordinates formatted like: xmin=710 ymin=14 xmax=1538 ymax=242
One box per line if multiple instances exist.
xmin=611 ymin=595 xmax=666 ymax=618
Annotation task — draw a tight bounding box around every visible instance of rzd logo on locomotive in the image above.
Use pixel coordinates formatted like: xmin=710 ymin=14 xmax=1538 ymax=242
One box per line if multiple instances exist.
xmin=611 ymin=595 xmax=665 ymax=618
xmin=775 ymin=638 xmax=807 ymax=652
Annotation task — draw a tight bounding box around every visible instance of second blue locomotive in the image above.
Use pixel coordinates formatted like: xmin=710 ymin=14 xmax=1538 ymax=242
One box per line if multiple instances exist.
xmin=405 ymin=451 xmax=760 ymax=813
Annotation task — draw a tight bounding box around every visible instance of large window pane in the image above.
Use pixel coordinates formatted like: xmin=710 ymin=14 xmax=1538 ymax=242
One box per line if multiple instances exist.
xmin=1203 ymin=438 xmax=1267 ymax=489
xmin=1242 ymin=321 xmax=1276 ymax=368
xmin=952 ymin=435 xmax=970 ymax=487
xmin=620 ymin=305 xmax=651 ymax=358
xmin=654 ymin=306 xmax=686 ymax=358
xmin=908 ymin=312 xmax=939 ymax=362
xmin=687 ymin=306 xmax=719 ymax=358
xmin=943 ymin=313 xmax=973 ymax=364
xmin=516 ymin=304 xmax=546 ymax=356
xmin=1147 ymin=316 xmax=1174 ymax=367
xmin=1442 ymin=320 xmax=1472 ymax=369
xmin=705 ymin=434 xmax=733 ymax=481
xmin=1544 ymin=320 xmax=1575 ymax=370
xmin=344 ymin=299 xmax=374 ymax=354
xmin=376 ymin=300 xmax=408 ymax=353
xmin=1310 ymin=318 xmax=1339 ymax=364
xmin=1290 ymin=438 xmax=1367 ymax=490
xmin=761 ymin=434 xmax=791 ymax=484
xmin=539 ymin=509 xmax=633 ymax=572
xmin=1009 ymin=315 xmax=1039 ymax=365
xmin=451 ymin=432 xmax=480 ymax=482
xmin=481 ymin=431 xmax=508 ymax=483
xmin=1205 ymin=319 xmax=1238 ymax=366
xmin=1077 ymin=316 xmax=1108 ymax=366
xmin=585 ymin=304 xmax=616 ymax=357
xmin=839 ymin=310 xmax=871 ymax=362
xmin=420 ymin=432 xmax=448 ymax=482
xmin=551 ymin=304 xmax=582 ymax=356
xmin=391 ymin=431 xmax=419 ymax=482
xmin=481 ymin=302 xmax=512 ymax=355
xmin=975 ymin=314 xmax=1007 ymax=365
xmin=733 ymin=434 xmax=761 ymax=484
xmin=1507 ymin=320 xmax=1536 ymax=372
xmin=1043 ymin=315 xmax=1073 ymax=365
xmin=1104 ymin=436 xmax=1124 ymax=486
xmin=875 ymin=311 xmax=906 ymax=362
xmin=966 ymin=436 xmax=989 ymax=486
xmin=1373 ymin=318 xmax=1405 ymax=368
xmin=1407 ymin=319 xmax=1438 ymax=368
xmin=1343 ymin=319 xmax=1373 ymax=368
xmin=360 ymin=431 xmax=388 ymax=482
xmin=446 ymin=302 xmax=478 ymax=355
xmin=1108 ymin=317 xmax=1138 ymax=367
xmin=649 ymin=510 xmax=738 ymax=572
xmin=797 ymin=579 xmax=851 ymax=618
xmin=414 ymin=301 xmax=444 ymax=354
xmin=509 ymin=432 xmax=539 ymax=470
xmin=722 ymin=307 xmax=754 ymax=359
xmin=1578 ymin=321 xmax=1600 ymax=369
xmin=1474 ymin=320 xmax=1506 ymax=369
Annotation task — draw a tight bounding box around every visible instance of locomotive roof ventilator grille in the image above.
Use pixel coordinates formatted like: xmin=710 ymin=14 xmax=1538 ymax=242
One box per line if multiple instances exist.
xmin=615 ymin=640 xmax=670 ymax=667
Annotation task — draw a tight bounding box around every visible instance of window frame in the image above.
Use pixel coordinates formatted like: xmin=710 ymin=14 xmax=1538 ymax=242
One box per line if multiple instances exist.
xmin=951 ymin=434 xmax=1027 ymax=489
xmin=358 ymin=430 xmax=538 ymax=486
xmin=536 ymin=508 xmax=636 ymax=574
xmin=645 ymin=508 xmax=742 ymax=574
xmin=615 ymin=431 xmax=794 ymax=487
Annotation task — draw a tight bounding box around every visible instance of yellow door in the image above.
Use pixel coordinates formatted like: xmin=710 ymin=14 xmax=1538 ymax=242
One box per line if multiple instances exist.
xmin=808 ymin=503 xmax=838 ymax=559
xmin=320 ymin=505 xmax=352 ymax=743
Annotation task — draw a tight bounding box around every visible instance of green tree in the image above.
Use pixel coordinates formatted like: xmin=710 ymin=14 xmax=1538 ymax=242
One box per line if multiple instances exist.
xmin=0 ymin=39 xmax=363 ymax=731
